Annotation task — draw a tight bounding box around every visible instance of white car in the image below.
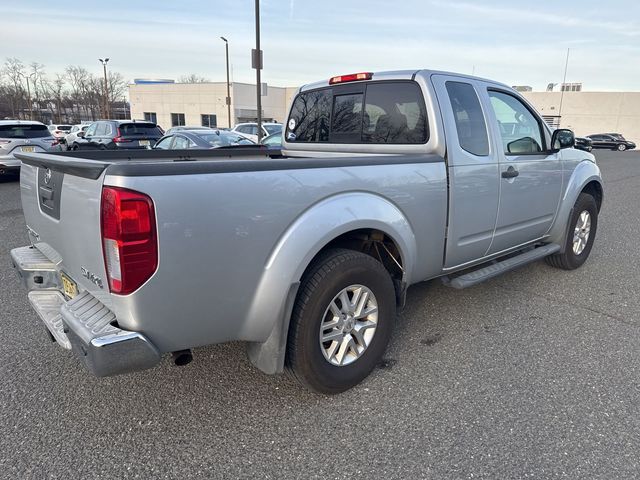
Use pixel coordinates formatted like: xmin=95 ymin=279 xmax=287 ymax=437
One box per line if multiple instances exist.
xmin=64 ymin=124 xmax=90 ymax=150
xmin=232 ymin=122 xmax=282 ymax=143
xmin=48 ymin=124 xmax=73 ymax=139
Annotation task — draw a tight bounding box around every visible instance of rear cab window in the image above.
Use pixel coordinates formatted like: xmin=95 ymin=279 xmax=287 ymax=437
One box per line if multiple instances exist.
xmin=0 ymin=124 xmax=51 ymax=139
xmin=286 ymin=81 xmax=428 ymax=145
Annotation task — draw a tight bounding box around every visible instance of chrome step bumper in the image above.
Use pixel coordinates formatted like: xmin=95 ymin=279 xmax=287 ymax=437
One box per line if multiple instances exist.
xmin=11 ymin=245 xmax=161 ymax=376
xmin=11 ymin=245 xmax=61 ymax=290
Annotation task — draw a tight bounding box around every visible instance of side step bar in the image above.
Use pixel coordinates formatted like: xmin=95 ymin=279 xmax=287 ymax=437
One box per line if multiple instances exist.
xmin=444 ymin=244 xmax=561 ymax=290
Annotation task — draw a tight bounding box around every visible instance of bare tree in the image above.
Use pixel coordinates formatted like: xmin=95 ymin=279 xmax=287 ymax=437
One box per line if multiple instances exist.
xmin=3 ymin=58 xmax=26 ymax=118
xmin=179 ymin=74 xmax=210 ymax=83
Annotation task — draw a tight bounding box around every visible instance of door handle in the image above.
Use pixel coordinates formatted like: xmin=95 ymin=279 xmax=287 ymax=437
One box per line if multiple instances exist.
xmin=502 ymin=166 xmax=519 ymax=179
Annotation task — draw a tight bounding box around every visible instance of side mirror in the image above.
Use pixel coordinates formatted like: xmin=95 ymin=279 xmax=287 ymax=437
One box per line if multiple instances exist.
xmin=551 ymin=128 xmax=575 ymax=150
xmin=77 ymin=131 xmax=85 ymax=138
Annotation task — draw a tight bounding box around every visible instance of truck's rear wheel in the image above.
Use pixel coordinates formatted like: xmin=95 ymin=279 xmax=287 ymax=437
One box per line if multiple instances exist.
xmin=286 ymin=248 xmax=396 ymax=394
xmin=545 ymin=192 xmax=598 ymax=270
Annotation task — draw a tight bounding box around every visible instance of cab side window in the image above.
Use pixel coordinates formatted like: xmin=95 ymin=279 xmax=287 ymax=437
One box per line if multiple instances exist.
xmin=488 ymin=90 xmax=544 ymax=154
xmin=445 ymin=81 xmax=489 ymax=156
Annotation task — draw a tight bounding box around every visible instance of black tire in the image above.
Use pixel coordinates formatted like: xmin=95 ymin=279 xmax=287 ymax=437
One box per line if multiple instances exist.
xmin=286 ymin=248 xmax=396 ymax=394
xmin=545 ymin=193 xmax=598 ymax=270
xmin=71 ymin=143 xmax=79 ymax=151
xmin=617 ymin=144 xmax=627 ymax=151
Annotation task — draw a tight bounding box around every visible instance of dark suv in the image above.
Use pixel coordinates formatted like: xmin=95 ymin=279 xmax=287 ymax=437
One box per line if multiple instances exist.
xmin=72 ymin=120 xmax=163 ymax=150
xmin=586 ymin=133 xmax=636 ymax=151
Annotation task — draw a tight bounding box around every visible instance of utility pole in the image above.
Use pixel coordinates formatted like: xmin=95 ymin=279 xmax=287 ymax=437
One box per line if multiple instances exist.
xmin=558 ymin=48 xmax=570 ymax=127
xmin=17 ymin=72 xmax=36 ymax=120
xmin=221 ymin=36 xmax=232 ymax=128
xmin=99 ymin=58 xmax=110 ymax=119
xmin=253 ymin=0 xmax=263 ymax=143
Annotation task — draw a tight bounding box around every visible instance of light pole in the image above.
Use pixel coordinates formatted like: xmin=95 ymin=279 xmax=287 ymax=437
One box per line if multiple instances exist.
xmin=253 ymin=0 xmax=263 ymax=143
xmin=558 ymin=48 xmax=570 ymax=128
xmin=17 ymin=71 xmax=36 ymax=120
xmin=220 ymin=37 xmax=232 ymax=128
xmin=99 ymin=58 xmax=110 ymax=119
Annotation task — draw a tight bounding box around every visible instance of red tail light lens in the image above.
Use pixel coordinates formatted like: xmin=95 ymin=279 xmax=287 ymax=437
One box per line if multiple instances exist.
xmin=101 ymin=187 xmax=157 ymax=295
xmin=329 ymin=72 xmax=373 ymax=85
xmin=113 ymin=128 xmax=132 ymax=143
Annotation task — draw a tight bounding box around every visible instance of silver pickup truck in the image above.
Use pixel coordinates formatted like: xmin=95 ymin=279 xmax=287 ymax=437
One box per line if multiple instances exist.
xmin=11 ymin=69 xmax=603 ymax=393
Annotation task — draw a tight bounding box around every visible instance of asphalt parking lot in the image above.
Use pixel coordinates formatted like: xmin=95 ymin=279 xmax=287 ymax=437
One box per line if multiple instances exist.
xmin=1 ymin=150 xmax=639 ymax=479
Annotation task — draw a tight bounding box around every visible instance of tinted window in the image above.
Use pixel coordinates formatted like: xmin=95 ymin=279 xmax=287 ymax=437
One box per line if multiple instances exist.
xmin=445 ymin=81 xmax=489 ymax=156
xmin=119 ymin=123 xmax=162 ymax=136
xmin=362 ymin=82 xmax=428 ymax=144
xmin=154 ymin=136 xmax=173 ymax=149
xmin=0 ymin=124 xmax=51 ymax=139
xmin=58 ymin=125 xmax=72 ymax=131
xmin=263 ymin=124 xmax=282 ymax=135
xmin=173 ymin=136 xmax=190 ymax=149
xmin=198 ymin=131 xmax=254 ymax=147
xmin=85 ymin=123 xmax=97 ymax=137
xmin=332 ymin=93 xmax=363 ymax=137
xmin=95 ymin=123 xmax=107 ymax=136
xmin=488 ymin=90 xmax=544 ymax=154
xmin=287 ymin=88 xmax=332 ymax=142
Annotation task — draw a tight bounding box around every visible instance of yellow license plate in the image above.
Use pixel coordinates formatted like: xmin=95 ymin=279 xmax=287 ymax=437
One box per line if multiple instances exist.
xmin=139 ymin=140 xmax=150 ymax=147
xmin=60 ymin=272 xmax=78 ymax=299
xmin=21 ymin=146 xmax=35 ymax=152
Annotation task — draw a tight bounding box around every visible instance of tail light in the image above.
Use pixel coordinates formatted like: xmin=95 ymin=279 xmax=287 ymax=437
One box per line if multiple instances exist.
xmin=101 ymin=187 xmax=157 ymax=295
xmin=113 ymin=128 xmax=133 ymax=143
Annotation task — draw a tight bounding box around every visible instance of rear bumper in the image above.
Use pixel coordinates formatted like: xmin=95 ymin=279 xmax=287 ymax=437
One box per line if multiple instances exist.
xmin=11 ymin=245 xmax=161 ymax=376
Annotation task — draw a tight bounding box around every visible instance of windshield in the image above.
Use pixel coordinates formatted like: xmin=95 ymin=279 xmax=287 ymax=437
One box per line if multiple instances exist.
xmin=118 ymin=123 xmax=162 ymax=136
xmin=0 ymin=124 xmax=51 ymax=139
xmin=57 ymin=125 xmax=72 ymax=131
xmin=263 ymin=124 xmax=282 ymax=135
xmin=197 ymin=131 xmax=255 ymax=147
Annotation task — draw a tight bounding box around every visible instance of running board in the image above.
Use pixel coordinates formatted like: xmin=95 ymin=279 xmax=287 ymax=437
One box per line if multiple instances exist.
xmin=444 ymin=244 xmax=561 ymax=290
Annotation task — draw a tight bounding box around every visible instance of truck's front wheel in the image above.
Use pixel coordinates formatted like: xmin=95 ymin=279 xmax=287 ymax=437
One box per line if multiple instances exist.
xmin=545 ymin=192 xmax=598 ymax=270
xmin=286 ymin=248 xmax=396 ymax=394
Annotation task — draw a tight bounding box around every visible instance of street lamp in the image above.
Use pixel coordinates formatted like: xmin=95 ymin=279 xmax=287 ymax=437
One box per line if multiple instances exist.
xmin=220 ymin=37 xmax=232 ymax=128
xmin=99 ymin=58 xmax=110 ymax=119
xmin=16 ymin=71 xmax=37 ymax=120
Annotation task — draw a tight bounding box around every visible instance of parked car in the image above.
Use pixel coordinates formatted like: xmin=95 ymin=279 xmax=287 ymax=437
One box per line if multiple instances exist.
xmin=64 ymin=124 xmax=90 ymax=150
xmin=165 ymin=125 xmax=213 ymax=135
xmin=574 ymin=136 xmax=593 ymax=152
xmin=232 ymin=122 xmax=282 ymax=142
xmin=586 ymin=133 xmax=636 ymax=151
xmin=72 ymin=120 xmax=163 ymax=150
xmin=261 ymin=132 xmax=282 ymax=149
xmin=154 ymin=129 xmax=255 ymax=149
xmin=0 ymin=120 xmax=57 ymax=175
xmin=48 ymin=124 xmax=73 ymax=140
xmin=12 ymin=69 xmax=603 ymax=394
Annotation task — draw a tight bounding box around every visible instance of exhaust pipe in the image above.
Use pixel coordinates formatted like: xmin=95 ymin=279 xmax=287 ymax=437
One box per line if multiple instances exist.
xmin=171 ymin=349 xmax=193 ymax=366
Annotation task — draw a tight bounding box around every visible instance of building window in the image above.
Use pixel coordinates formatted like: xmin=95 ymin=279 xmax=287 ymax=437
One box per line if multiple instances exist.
xmin=171 ymin=113 xmax=185 ymax=127
xmin=143 ymin=112 xmax=157 ymax=124
xmin=201 ymin=114 xmax=217 ymax=127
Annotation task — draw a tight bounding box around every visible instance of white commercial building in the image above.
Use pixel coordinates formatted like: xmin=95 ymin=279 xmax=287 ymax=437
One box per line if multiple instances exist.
xmin=129 ymin=81 xmax=298 ymax=130
xmin=523 ymin=91 xmax=640 ymax=143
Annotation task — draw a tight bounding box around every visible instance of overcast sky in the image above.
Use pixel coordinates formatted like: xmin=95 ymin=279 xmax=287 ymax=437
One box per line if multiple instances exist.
xmin=2 ymin=0 xmax=639 ymax=91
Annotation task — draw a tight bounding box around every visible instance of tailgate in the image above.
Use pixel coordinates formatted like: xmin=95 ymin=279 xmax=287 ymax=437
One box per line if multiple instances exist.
xmin=16 ymin=152 xmax=112 ymax=307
